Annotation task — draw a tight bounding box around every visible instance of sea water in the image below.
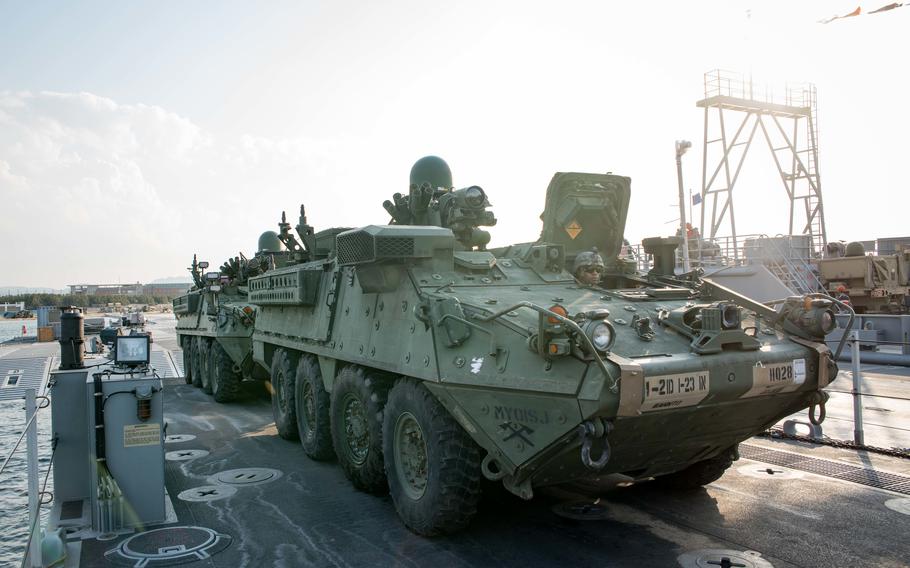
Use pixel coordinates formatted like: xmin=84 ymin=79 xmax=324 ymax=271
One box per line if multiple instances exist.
xmin=0 ymin=320 xmax=36 ymax=343
xmin=1 ymin=320 xmax=52 ymax=565
xmin=0 ymin=399 xmax=53 ymax=566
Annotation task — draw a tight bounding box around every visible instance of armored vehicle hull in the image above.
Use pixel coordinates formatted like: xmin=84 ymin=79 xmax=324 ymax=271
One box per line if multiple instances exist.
xmin=248 ymin=170 xmax=839 ymax=535
xmin=174 ymin=287 xmax=261 ymax=402
xmin=173 ymin=236 xmax=292 ymax=402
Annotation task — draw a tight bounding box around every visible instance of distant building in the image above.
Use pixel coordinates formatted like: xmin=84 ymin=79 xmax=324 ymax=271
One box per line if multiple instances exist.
xmin=142 ymin=282 xmax=191 ymax=297
xmin=69 ymin=283 xmax=144 ymax=296
xmin=1 ymin=301 xmax=25 ymax=313
xmin=68 ymin=282 xmax=190 ymax=298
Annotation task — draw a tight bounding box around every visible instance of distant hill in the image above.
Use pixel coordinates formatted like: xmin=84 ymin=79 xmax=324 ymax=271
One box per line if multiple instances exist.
xmin=0 ymin=286 xmax=66 ymax=295
xmin=148 ymin=276 xmax=193 ymax=284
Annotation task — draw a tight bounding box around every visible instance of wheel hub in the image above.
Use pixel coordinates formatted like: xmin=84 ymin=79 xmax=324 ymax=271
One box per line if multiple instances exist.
xmin=394 ymin=412 xmax=428 ymax=500
xmin=276 ymin=370 xmax=291 ymax=413
xmin=343 ymin=394 xmax=369 ymax=465
xmin=302 ymin=381 xmax=316 ymax=435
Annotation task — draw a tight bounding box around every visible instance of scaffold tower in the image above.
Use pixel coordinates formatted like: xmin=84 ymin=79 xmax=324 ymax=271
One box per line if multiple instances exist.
xmin=697 ymin=70 xmax=827 ymax=256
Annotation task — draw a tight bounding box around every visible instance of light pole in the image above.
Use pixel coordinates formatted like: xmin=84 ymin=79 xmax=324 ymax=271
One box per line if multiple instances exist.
xmin=676 ymin=140 xmax=692 ymax=272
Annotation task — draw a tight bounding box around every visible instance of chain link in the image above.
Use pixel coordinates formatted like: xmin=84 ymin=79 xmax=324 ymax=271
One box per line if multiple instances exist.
xmin=758 ymin=427 xmax=910 ymax=459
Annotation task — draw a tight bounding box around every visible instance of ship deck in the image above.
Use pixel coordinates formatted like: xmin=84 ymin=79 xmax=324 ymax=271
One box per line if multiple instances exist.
xmin=4 ymin=315 xmax=910 ymax=568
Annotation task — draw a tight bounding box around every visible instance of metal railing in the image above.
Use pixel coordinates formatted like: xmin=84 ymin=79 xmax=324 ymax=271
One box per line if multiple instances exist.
xmin=0 ymin=389 xmax=54 ymax=568
xmin=703 ymin=69 xmax=817 ymax=111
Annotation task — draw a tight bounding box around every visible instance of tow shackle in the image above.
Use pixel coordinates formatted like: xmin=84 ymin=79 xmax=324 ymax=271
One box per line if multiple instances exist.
xmin=578 ymin=419 xmax=614 ymax=471
xmin=808 ymin=390 xmax=829 ymax=426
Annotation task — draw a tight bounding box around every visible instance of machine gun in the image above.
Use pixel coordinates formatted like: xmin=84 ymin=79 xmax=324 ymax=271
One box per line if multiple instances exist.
xmin=188 ymin=254 xmax=209 ymax=289
xmin=276 ymin=205 xmax=317 ymax=264
xmin=384 ymin=183 xmax=497 ymax=250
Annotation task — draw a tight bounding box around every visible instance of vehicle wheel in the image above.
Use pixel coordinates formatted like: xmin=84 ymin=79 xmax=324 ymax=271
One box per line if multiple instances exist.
xmin=270 ymin=348 xmax=299 ymax=440
xmin=210 ymin=342 xmax=242 ymax=403
xmin=382 ymin=378 xmax=482 ymax=536
xmin=295 ymin=355 xmax=334 ymax=460
xmin=181 ymin=337 xmax=193 ymax=385
xmin=331 ymin=366 xmax=389 ymax=492
xmin=198 ymin=338 xmax=213 ymax=395
xmin=191 ymin=337 xmax=205 ymax=389
xmin=654 ymin=446 xmax=738 ymax=490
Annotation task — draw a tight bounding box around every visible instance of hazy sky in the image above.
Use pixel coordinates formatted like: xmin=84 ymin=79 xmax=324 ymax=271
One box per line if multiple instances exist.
xmin=1 ymin=0 xmax=907 ymax=288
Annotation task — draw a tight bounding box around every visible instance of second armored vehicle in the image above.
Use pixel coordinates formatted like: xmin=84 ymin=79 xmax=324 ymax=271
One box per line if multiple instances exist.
xmin=817 ymin=241 xmax=910 ymax=313
xmin=173 ymin=232 xmax=287 ymax=402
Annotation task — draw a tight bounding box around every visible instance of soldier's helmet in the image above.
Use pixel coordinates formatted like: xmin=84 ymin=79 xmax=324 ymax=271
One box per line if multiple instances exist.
xmin=410 ymin=156 xmax=453 ymax=190
xmin=573 ymin=249 xmax=605 ymax=274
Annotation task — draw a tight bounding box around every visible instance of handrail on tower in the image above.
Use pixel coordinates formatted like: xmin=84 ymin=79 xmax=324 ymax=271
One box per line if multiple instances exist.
xmin=695 ymin=69 xmax=827 ymax=282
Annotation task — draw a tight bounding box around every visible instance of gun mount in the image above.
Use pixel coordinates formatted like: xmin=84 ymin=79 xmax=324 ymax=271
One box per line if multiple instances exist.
xmin=384 ymin=183 xmax=497 ymax=250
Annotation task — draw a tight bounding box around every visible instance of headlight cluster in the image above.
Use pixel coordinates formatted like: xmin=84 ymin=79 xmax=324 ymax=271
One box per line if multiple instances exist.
xmin=535 ymin=304 xmax=616 ymax=358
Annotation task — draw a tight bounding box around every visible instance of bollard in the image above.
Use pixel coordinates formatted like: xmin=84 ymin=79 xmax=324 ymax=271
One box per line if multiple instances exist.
xmin=26 ymin=388 xmax=41 ymax=568
xmin=851 ymin=331 xmax=865 ymax=446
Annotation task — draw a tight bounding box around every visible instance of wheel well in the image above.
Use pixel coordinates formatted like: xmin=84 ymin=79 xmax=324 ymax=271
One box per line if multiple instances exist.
xmin=259 ymin=349 xmax=401 ymax=392
xmin=260 ymin=343 xmax=278 ymax=376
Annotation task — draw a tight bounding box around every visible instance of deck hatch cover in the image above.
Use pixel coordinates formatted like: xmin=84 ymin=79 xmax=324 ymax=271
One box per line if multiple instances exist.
xmin=105 ymin=526 xmax=231 ymax=566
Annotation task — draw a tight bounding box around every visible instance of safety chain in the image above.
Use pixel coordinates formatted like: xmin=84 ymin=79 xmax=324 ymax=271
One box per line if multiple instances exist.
xmin=758 ymin=427 xmax=910 ymax=460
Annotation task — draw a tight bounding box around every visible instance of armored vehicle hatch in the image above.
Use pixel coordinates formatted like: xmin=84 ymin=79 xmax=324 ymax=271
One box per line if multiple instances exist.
xmin=538 ymin=172 xmax=631 ymax=265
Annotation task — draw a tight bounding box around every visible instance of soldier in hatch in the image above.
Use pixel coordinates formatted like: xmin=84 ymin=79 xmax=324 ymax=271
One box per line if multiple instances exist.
xmin=573 ymin=248 xmax=604 ymax=287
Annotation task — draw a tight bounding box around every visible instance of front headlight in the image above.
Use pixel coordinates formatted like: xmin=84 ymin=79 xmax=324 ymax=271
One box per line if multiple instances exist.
xmin=584 ymin=320 xmax=615 ymax=353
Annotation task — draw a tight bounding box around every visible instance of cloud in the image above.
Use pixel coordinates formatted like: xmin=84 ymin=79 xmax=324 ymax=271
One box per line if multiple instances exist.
xmin=0 ymin=91 xmax=340 ymax=288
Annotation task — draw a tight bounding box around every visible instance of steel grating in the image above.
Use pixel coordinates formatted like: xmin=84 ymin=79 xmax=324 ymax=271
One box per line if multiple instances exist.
xmin=741 ymin=443 xmax=910 ymax=495
xmin=890 ymin=481 xmax=910 ymax=493
xmin=170 ymin=349 xmax=185 ymax=377
xmin=150 ymin=346 xmax=178 ymax=379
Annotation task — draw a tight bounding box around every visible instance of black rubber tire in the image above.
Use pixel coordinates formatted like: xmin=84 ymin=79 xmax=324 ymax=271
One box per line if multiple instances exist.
xmin=270 ymin=348 xmax=299 ymax=440
xmin=330 ymin=366 xmax=389 ymax=493
xmin=294 ymin=355 xmax=334 ymax=460
xmin=653 ymin=446 xmax=738 ymax=490
xmin=210 ymin=341 xmax=242 ymax=403
xmin=191 ymin=337 xmax=205 ymax=389
xmin=181 ymin=336 xmax=193 ymax=385
xmin=382 ymin=378 xmax=482 ymax=536
xmin=198 ymin=337 xmax=213 ymax=395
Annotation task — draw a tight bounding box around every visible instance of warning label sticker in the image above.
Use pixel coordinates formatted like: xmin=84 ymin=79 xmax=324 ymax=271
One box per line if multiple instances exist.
xmin=124 ymin=423 xmax=161 ymax=447
xmin=565 ymin=220 xmax=583 ymax=239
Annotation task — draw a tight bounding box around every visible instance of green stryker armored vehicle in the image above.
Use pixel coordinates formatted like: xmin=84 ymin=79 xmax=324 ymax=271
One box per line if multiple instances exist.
xmin=173 ymin=231 xmax=289 ymax=402
xmin=248 ymin=156 xmax=843 ymax=536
